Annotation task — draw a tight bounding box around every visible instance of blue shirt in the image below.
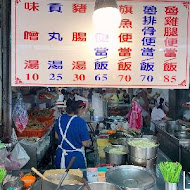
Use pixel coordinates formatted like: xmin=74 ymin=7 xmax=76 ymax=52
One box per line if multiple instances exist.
xmin=55 ymin=114 xmax=90 ymax=169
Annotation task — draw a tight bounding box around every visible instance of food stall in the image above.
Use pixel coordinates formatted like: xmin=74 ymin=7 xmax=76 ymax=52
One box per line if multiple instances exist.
xmin=0 ymin=0 xmax=190 ymax=189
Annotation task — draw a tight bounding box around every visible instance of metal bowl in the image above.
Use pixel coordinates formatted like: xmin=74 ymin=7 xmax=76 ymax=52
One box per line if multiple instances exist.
xmin=127 ymin=138 xmax=159 ymax=159
xmin=104 ymin=145 xmax=128 ymax=165
xmin=78 ymin=182 xmax=122 ymax=190
xmin=106 ymin=165 xmax=156 ymax=190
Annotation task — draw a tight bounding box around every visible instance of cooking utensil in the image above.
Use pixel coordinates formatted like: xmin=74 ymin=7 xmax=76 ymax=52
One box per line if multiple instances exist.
xmin=82 ymin=178 xmax=91 ymax=190
xmin=127 ymin=138 xmax=159 ymax=159
xmin=106 ymin=165 xmax=156 ymax=190
xmin=109 ymin=133 xmax=128 ymax=145
xmin=104 ymin=145 xmax=128 ymax=165
xmin=78 ymin=182 xmax=122 ymax=190
xmin=31 ymin=167 xmax=49 ymax=181
xmin=55 ymin=156 xmax=76 ymax=190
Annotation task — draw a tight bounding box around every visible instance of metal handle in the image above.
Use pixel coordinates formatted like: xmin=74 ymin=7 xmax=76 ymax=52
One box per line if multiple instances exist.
xmin=66 ymin=156 xmax=76 ymax=172
xmin=82 ymin=178 xmax=91 ymax=190
xmin=31 ymin=167 xmax=48 ymax=181
xmin=56 ymin=156 xmax=76 ymax=190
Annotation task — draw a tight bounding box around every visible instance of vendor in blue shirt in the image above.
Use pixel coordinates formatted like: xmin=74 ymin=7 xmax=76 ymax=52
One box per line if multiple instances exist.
xmin=55 ymin=98 xmax=90 ymax=169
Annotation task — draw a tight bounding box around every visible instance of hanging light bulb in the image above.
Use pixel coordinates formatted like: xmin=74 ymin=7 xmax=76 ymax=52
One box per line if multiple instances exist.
xmin=93 ymin=0 xmax=121 ymax=32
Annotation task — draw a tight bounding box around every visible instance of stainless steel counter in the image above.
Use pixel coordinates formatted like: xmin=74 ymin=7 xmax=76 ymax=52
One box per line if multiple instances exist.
xmin=153 ymin=120 xmax=190 ymax=172
xmin=29 ymin=150 xmax=190 ymax=190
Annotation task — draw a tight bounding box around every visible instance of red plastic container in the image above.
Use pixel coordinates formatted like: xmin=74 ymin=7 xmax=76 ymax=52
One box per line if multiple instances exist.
xmin=16 ymin=120 xmax=54 ymax=138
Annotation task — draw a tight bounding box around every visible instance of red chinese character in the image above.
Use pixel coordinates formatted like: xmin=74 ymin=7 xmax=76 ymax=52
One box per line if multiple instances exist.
xmin=118 ymin=62 xmax=132 ymax=71
xmin=164 ymin=38 xmax=178 ymax=47
xmin=119 ymin=5 xmax=133 ymax=14
xmin=119 ymin=19 xmax=132 ymax=28
xmin=72 ymin=4 xmax=87 ymax=13
xmin=24 ymin=60 xmax=39 ymax=69
xmin=165 ymin=6 xmax=178 ymax=15
xmin=72 ymin=61 xmax=86 ymax=70
xmin=72 ymin=32 xmax=86 ymax=41
xmin=164 ymin=17 xmax=178 ymax=26
xmin=24 ymin=31 xmax=39 ymax=40
xmin=164 ymin=27 xmax=178 ymax=36
xmin=164 ymin=62 xmax=177 ymax=71
xmin=119 ymin=33 xmax=132 ymax=43
xmin=118 ymin=48 xmax=132 ymax=57
xmin=25 ymin=2 xmax=39 ymax=11
xmin=165 ymin=48 xmax=177 ymax=57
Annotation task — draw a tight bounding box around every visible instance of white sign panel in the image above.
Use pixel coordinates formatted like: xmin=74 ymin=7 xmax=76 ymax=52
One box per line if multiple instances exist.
xmin=11 ymin=0 xmax=190 ymax=88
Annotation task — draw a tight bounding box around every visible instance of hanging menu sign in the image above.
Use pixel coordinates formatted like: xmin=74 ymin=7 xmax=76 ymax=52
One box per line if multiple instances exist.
xmin=11 ymin=0 xmax=190 ymax=88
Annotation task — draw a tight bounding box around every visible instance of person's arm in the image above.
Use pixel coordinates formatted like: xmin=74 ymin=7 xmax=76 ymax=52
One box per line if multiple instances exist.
xmin=82 ymin=141 xmax=89 ymax=147
xmin=80 ymin=120 xmax=90 ymax=147
xmin=163 ymin=116 xmax=172 ymax=121
xmin=55 ymin=132 xmax=58 ymax=139
xmin=54 ymin=117 xmax=60 ymax=140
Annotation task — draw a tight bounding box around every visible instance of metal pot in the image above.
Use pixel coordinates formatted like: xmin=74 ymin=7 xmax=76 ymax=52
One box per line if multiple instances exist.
xmin=78 ymin=182 xmax=122 ymax=190
xmin=104 ymin=145 xmax=128 ymax=165
xmin=175 ymin=131 xmax=190 ymax=139
xmin=109 ymin=133 xmax=129 ymax=145
xmin=3 ymin=180 xmax=24 ymax=190
xmin=128 ymin=155 xmax=157 ymax=170
xmin=127 ymin=138 xmax=159 ymax=159
xmin=106 ymin=165 xmax=156 ymax=190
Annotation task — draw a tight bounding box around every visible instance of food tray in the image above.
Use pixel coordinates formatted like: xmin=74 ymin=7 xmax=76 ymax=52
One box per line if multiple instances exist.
xmin=29 ymin=109 xmax=55 ymax=122
xmin=16 ymin=121 xmax=53 ymax=138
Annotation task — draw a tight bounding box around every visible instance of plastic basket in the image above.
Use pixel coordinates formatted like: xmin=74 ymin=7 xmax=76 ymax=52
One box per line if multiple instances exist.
xmin=16 ymin=123 xmax=51 ymax=138
xmin=29 ymin=109 xmax=55 ymax=122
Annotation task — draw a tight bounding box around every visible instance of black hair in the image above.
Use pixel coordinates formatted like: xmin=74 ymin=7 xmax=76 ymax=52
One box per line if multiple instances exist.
xmin=66 ymin=98 xmax=86 ymax=115
xmin=157 ymin=98 xmax=164 ymax=109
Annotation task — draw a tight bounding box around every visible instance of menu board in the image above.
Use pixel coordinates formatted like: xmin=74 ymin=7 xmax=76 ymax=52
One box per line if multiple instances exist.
xmin=11 ymin=0 xmax=190 ymax=88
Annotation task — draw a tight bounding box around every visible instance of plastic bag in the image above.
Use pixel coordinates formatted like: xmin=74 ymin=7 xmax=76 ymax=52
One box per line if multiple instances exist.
xmin=5 ymin=143 xmax=30 ymax=170
xmin=13 ymin=94 xmax=28 ymax=133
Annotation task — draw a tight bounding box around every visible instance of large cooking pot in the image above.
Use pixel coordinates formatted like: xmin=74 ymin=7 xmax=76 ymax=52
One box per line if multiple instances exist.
xmin=106 ymin=165 xmax=156 ymax=190
xmin=104 ymin=145 xmax=128 ymax=165
xmin=128 ymin=155 xmax=157 ymax=170
xmin=165 ymin=121 xmax=180 ymax=134
xmin=78 ymin=182 xmax=122 ymax=190
xmin=3 ymin=180 xmax=24 ymax=190
xmin=127 ymin=138 xmax=159 ymax=159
